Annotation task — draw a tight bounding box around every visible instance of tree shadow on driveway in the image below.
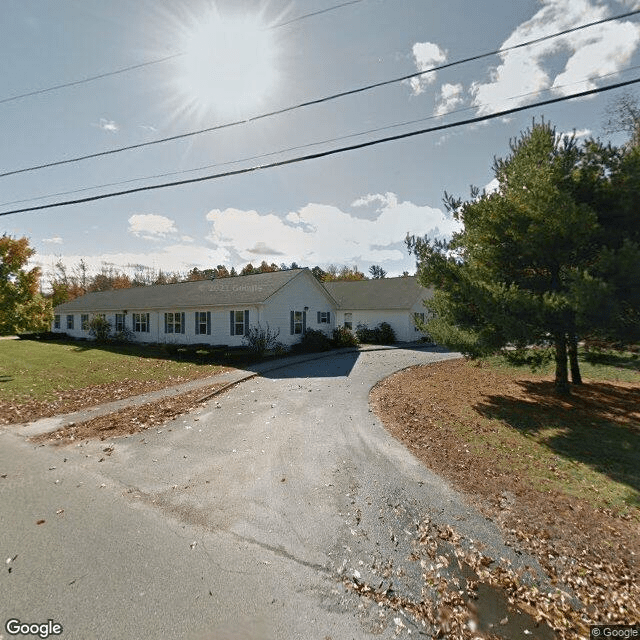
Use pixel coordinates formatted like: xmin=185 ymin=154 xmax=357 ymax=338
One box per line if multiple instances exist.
xmin=473 ymin=379 xmax=640 ymax=506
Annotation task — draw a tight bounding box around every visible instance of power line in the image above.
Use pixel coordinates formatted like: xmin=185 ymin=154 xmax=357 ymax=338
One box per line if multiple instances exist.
xmin=0 ymin=53 xmax=184 ymax=106
xmin=271 ymin=0 xmax=364 ymax=28
xmin=4 ymin=63 xmax=638 ymax=210
xmin=1 ymin=8 xmax=638 ymax=180
xmin=0 ymin=1 xmax=365 ymax=107
xmin=2 ymin=77 xmax=639 ymax=218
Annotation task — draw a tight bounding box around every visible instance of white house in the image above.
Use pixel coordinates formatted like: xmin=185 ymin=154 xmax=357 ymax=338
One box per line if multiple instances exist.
xmin=51 ymin=269 xmax=432 ymax=345
xmin=323 ymin=276 xmax=433 ymax=342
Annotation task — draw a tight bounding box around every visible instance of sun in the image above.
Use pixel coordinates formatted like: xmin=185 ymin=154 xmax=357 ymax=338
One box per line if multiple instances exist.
xmin=173 ymin=5 xmax=280 ymax=119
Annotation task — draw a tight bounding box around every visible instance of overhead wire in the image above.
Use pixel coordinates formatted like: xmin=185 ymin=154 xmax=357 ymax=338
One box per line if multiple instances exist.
xmin=2 ymin=76 xmax=639 ymax=217
xmin=4 ymin=64 xmax=639 ymax=210
xmin=1 ymin=8 xmax=638 ymax=179
xmin=0 ymin=0 xmax=365 ymax=106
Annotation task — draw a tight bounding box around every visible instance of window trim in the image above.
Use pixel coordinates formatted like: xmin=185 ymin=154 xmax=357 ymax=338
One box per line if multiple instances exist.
xmin=414 ymin=312 xmax=425 ymax=331
xmin=81 ymin=314 xmax=89 ymax=331
xmin=115 ymin=313 xmax=126 ymax=333
xmin=344 ymin=312 xmax=353 ymax=330
xmin=290 ymin=310 xmax=306 ymax=335
xmin=317 ymin=311 xmax=330 ymax=324
xmin=164 ymin=311 xmax=185 ymax=334
xmin=133 ymin=312 xmax=150 ymax=333
xmin=66 ymin=314 xmax=74 ymax=330
xmin=195 ymin=311 xmax=211 ymax=336
xmin=229 ymin=310 xmax=249 ymax=336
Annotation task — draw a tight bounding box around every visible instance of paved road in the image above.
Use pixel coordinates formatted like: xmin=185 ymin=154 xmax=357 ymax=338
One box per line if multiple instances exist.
xmin=0 ymin=346 xmax=535 ymax=639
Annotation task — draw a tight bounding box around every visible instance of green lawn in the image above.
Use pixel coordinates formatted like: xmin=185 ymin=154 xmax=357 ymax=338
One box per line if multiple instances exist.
xmin=0 ymin=339 xmax=227 ymax=403
xmin=486 ymin=346 xmax=640 ymax=383
xmin=474 ymin=348 xmax=640 ymax=514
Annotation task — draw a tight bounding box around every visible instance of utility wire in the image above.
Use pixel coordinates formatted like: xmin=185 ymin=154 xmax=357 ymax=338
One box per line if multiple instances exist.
xmin=2 ymin=77 xmax=639 ymax=217
xmin=1 ymin=8 xmax=638 ymax=180
xmin=0 ymin=0 xmax=365 ymax=107
xmin=271 ymin=0 xmax=364 ymax=28
xmin=0 ymin=53 xmax=183 ymax=106
xmin=4 ymin=63 xmax=637 ymax=210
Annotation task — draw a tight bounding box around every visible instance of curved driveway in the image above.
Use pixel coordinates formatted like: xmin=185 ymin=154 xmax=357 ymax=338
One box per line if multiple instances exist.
xmin=1 ymin=346 xmax=530 ymax=639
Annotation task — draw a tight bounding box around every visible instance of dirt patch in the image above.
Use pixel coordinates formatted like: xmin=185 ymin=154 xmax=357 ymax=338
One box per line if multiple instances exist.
xmin=1 ymin=370 xmax=232 ymax=426
xmin=371 ymin=359 xmax=639 ymax=634
xmin=30 ymin=382 xmax=228 ymax=445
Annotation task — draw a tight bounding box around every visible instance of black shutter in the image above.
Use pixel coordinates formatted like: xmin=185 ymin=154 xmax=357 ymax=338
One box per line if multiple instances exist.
xmin=327 ymin=311 xmax=331 ymax=323
xmin=244 ymin=310 xmax=249 ymax=336
xmin=230 ymin=310 xmax=235 ymax=336
xmin=317 ymin=311 xmax=321 ymax=323
xmin=164 ymin=313 xmax=168 ymax=334
xmin=302 ymin=311 xmax=307 ymax=334
xmin=181 ymin=312 xmax=185 ymax=334
xmin=206 ymin=311 xmax=211 ymax=335
xmin=195 ymin=312 xmax=199 ymax=335
xmin=290 ymin=310 xmax=294 ymax=334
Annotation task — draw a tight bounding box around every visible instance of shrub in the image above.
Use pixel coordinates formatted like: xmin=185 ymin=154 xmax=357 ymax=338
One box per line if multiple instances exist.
xmin=292 ymin=328 xmax=332 ymax=353
xmin=89 ymin=316 xmax=112 ymax=342
xmin=112 ymin=327 xmax=135 ymax=344
xmin=332 ymin=326 xmax=359 ymax=348
xmin=355 ymin=322 xmax=396 ymax=345
xmin=242 ymin=323 xmax=281 ymax=358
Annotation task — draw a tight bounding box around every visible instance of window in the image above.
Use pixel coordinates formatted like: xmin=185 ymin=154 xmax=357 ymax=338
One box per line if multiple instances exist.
xmin=317 ymin=311 xmax=330 ymax=324
xmin=195 ymin=311 xmax=211 ymax=335
xmin=54 ymin=315 xmax=60 ymax=329
xmin=414 ymin=312 xmax=425 ymax=331
xmin=66 ymin=314 xmax=74 ymax=330
xmin=115 ymin=313 xmax=126 ymax=332
xmin=133 ymin=313 xmax=149 ymax=333
xmin=290 ymin=310 xmax=305 ymax=335
xmin=344 ymin=312 xmax=353 ymax=330
xmin=81 ymin=314 xmax=89 ymax=331
xmin=164 ymin=312 xmax=185 ymax=334
xmin=230 ymin=310 xmax=249 ymax=336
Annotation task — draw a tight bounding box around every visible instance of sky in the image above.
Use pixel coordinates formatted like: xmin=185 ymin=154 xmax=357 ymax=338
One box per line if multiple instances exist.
xmin=2 ymin=0 xmax=640 ymax=283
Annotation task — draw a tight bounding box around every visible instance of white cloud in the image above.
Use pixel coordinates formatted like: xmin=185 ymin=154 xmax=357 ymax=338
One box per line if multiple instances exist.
xmin=42 ymin=236 xmax=63 ymax=244
xmin=471 ymin=0 xmax=640 ymax=114
xmin=128 ymin=214 xmax=178 ymax=239
xmin=97 ymin=118 xmax=119 ymax=133
xmin=408 ymin=42 xmax=447 ymax=95
xmin=435 ymin=83 xmax=464 ymax=116
xmin=205 ymin=195 xmax=461 ymax=266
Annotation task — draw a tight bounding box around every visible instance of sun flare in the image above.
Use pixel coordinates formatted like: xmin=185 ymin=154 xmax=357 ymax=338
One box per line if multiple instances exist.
xmin=173 ymin=6 xmax=280 ymax=119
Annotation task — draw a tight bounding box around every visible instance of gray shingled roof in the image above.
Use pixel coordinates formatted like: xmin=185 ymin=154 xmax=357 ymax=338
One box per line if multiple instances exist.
xmin=323 ymin=276 xmax=426 ymax=310
xmin=54 ymin=269 xmax=307 ymax=313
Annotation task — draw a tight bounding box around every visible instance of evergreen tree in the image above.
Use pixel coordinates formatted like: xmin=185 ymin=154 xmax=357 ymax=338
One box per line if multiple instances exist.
xmin=407 ymin=121 xmax=639 ymax=393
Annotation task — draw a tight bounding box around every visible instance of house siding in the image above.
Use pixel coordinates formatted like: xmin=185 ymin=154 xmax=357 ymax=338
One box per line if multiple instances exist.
xmin=260 ymin=272 xmax=336 ymax=345
xmin=335 ymin=291 xmax=433 ymax=342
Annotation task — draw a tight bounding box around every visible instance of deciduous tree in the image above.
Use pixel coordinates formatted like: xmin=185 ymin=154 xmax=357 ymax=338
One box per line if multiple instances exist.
xmin=0 ymin=235 xmax=52 ymax=335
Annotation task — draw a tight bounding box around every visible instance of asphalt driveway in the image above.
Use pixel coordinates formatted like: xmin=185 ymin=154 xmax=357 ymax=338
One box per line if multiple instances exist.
xmin=0 ymin=346 xmax=540 ymax=639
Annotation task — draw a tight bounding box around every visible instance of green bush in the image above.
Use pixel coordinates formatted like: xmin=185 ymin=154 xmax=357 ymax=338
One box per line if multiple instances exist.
xmin=292 ymin=329 xmax=332 ymax=353
xmin=332 ymin=326 xmax=359 ymax=348
xmin=355 ymin=322 xmax=396 ymax=345
xmin=89 ymin=316 xmax=112 ymax=342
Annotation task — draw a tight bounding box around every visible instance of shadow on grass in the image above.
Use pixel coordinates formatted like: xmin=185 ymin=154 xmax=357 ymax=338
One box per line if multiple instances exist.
xmin=474 ymin=380 xmax=640 ymax=506
xmin=0 ymin=375 xmax=13 ymax=383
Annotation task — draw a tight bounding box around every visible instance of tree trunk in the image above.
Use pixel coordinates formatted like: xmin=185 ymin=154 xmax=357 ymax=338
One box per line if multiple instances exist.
xmin=554 ymin=334 xmax=570 ymax=394
xmin=568 ymin=335 xmax=582 ymax=385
